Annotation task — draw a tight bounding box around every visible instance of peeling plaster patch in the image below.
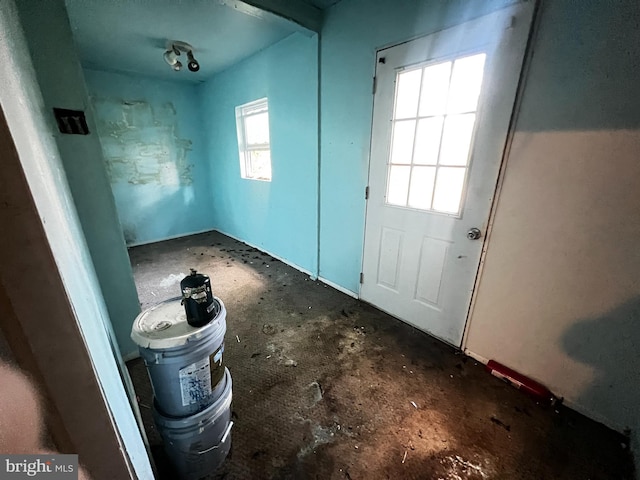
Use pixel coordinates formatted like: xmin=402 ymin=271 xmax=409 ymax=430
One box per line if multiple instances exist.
xmin=91 ymin=97 xmax=193 ymax=186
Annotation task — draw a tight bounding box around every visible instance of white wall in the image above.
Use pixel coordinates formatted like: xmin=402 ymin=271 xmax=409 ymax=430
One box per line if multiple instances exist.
xmin=466 ymin=0 xmax=640 ymax=453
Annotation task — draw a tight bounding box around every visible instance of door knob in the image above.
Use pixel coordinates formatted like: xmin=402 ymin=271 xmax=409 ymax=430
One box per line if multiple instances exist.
xmin=467 ymin=227 xmax=482 ymax=240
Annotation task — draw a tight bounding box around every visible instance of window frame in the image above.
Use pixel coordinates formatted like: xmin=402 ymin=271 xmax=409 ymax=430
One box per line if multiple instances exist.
xmin=235 ymin=97 xmax=272 ymax=181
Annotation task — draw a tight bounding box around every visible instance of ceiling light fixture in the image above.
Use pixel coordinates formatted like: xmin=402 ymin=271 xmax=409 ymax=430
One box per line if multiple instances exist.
xmin=164 ymin=41 xmax=199 ymax=74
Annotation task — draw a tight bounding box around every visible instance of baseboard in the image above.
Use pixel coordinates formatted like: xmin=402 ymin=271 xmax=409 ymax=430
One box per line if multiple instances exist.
xmin=464 ymin=347 xmax=635 ymax=442
xmin=126 ymin=228 xmax=217 ymax=248
xmin=317 ymin=276 xmax=359 ymax=299
xmin=463 ymin=349 xmax=489 ymax=365
xmin=213 ymin=230 xmax=361 ymax=300
xmin=214 ymin=229 xmax=316 ymax=278
xmin=130 ymin=228 xmax=364 ymax=303
xmin=121 ymin=350 xmax=140 ymax=362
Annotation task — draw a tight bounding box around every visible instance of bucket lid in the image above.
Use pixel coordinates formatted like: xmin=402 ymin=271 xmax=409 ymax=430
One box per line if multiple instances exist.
xmin=131 ymin=297 xmax=226 ymax=350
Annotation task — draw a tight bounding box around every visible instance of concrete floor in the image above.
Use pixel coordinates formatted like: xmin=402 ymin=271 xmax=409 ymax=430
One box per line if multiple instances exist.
xmin=127 ymin=231 xmax=635 ymax=480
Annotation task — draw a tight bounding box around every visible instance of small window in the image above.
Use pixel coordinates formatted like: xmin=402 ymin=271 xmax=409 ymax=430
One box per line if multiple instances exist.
xmin=235 ymin=98 xmax=271 ymax=181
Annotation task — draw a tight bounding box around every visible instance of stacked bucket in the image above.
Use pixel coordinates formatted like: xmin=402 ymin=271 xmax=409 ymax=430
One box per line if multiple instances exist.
xmin=131 ymin=270 xmax=233 ymax=480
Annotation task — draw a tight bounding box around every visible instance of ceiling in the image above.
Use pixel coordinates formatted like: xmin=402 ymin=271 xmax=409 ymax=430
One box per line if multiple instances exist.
xmin=65 ymin=0 xmax=338 ymax=84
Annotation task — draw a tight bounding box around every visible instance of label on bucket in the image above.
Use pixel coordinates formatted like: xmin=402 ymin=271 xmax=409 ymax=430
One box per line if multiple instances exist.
xmin=179 ymin=357 xmax=212 ymax=407
xmin=209 ymin=344 xmax=224 ymax=390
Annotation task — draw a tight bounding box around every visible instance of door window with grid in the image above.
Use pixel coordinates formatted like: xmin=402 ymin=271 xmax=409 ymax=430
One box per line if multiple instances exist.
xmin=236 ymin=98 xmax=271 ymax=181
xmin=386 ymin=53 xmax=486 ymax=214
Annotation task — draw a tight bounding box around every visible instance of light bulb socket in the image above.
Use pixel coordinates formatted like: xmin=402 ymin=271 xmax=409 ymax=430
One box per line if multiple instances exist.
xmin=164 ymin=49 xmax=179 ymax=66
xmin=187 ymin=51 xmax=199 ymax=72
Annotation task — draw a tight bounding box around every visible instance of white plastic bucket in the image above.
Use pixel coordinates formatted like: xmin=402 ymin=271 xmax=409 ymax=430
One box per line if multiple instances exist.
xmin=131 ymin=297 xmax=227 ymax=417
xmin=153 ymin=367 xmax=233 ymax=480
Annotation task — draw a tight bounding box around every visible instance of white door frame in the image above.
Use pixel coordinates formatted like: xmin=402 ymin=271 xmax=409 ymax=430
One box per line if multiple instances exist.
xmin=460 ymin=1 xmax=542 ymax=353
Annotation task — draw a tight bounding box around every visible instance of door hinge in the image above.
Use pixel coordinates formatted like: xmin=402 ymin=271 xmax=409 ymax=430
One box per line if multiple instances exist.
xmin=372 ymin=76 xmax=377 ymax=95
xmin=359 ymin=272 xmax=364 ymax=284
xmin=365 ymin=186 xmax=370 ymax=200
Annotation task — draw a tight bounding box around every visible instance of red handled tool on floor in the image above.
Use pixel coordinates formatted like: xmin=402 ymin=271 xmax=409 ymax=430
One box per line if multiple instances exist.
xmin=486 ymin=360 xmax=559 ymax=406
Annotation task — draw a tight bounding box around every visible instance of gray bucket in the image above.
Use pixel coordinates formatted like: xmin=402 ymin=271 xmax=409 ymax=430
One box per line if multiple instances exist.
xmin=153 ymin=367 xmax=233 ymax=480
xmin=131 ymin=297 xmax=227 ymax=417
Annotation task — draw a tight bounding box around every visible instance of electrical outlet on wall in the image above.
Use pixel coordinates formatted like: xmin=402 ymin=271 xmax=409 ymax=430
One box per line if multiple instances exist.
xmin=53 ymin=108 xmax=89 ymax=135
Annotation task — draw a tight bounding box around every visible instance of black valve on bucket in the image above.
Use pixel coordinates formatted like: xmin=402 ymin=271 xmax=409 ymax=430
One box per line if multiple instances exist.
xmin=180 ymin=269 xmax=216 ymax=328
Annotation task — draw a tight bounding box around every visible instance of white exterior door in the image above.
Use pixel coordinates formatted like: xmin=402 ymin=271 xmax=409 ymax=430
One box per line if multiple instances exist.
xmin=361 ymin=4 xmax=533 ymax=346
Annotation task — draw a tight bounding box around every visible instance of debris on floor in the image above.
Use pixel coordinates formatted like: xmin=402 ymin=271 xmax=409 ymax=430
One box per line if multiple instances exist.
xmin=158 ymin=273 xmax=185 ymax=288
xmin=489 ymin=416 xmax=511 ymax=432
xmin=127 ymin=231 xmax=637 ymax=480
xmin=262 ymin=323 xmax=276 ymax=335
xmin=304 ymin=381 xmax=323 ymax=409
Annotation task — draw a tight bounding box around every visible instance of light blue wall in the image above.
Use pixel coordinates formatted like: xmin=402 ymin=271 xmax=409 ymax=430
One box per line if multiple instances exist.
xmin=6 ymin=0 xmax=152 ymax=475
xmin=15 ymin=3 xmax=142 ymax=358
xmin=319 ymin=0 xmax=517 ymax=293
xmin=84 ymin=69 xmax=213 ymax=246
xmin=199 ymin=33 xmax=318 ymax=273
